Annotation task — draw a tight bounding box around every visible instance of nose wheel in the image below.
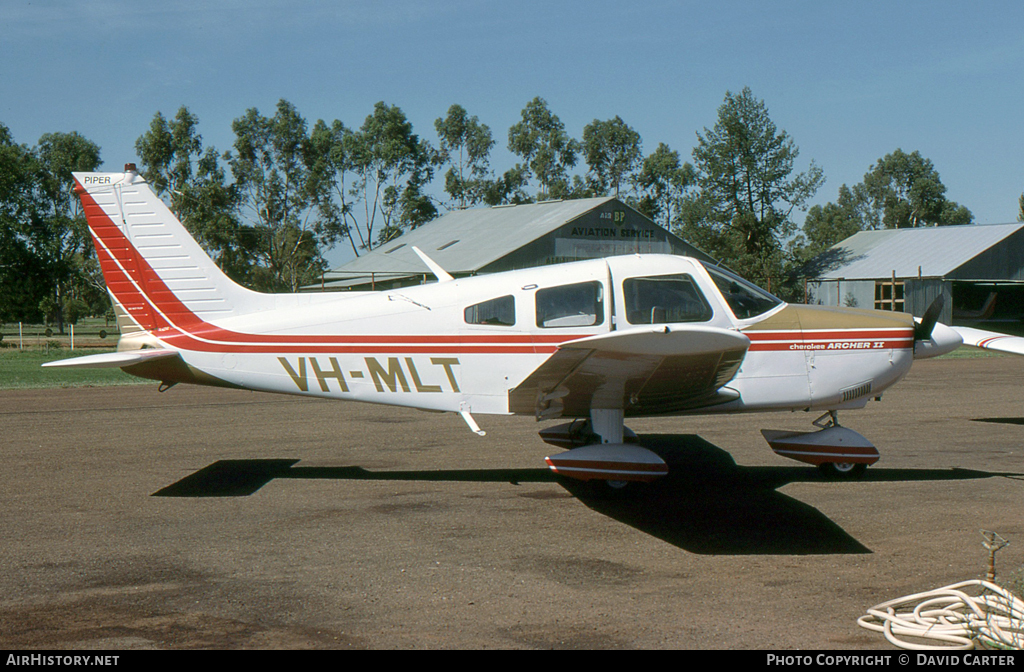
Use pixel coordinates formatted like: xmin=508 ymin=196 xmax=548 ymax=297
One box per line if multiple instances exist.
xmin=818 ymin=461 xmax=867 ymax=479
xmin=762 ymin=411 xmax=877 ymax=479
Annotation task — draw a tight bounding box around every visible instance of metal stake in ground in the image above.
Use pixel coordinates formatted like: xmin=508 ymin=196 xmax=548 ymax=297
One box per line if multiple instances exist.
xmin=982 ymin=529 xmax=1009 ymax=582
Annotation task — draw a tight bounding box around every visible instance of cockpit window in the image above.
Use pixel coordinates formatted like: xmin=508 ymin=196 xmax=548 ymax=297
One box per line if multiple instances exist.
xmin=536 ymin=281 xmax=604 ymax=328
xmin=623 ymin=274 xmax=712 ymax=324
xmin=703 ymin=264 xmax=783 ymax=320
xmin=465 ymin=295 xmax=515 ymax=326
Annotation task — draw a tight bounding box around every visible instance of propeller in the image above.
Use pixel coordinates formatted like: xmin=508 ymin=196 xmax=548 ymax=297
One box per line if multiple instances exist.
xmin=914 ymin=294 xmax=944 ymax=342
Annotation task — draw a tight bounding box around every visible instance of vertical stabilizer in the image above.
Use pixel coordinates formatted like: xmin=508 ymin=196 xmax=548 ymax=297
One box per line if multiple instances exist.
xmin=74 ymin=165 xmax=261 ymax=335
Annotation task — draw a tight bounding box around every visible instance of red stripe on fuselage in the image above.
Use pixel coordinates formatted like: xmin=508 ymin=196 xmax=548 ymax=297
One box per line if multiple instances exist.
xmin=745 ymin=329 xmax=913 ymax=341
xmin=744 ymin=328 xmax=915 ymax=352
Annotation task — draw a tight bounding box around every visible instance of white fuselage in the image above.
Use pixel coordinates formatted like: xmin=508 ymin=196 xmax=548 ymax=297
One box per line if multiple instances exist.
xmin=132 ymin=254 xmax=919 ymax=418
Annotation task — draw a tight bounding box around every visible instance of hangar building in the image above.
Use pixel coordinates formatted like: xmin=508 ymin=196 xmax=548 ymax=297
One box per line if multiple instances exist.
xmin=316 ymin=197 xmax=715 ymax=291
xmin=805 ymin=222 xmax=1024 ymax=325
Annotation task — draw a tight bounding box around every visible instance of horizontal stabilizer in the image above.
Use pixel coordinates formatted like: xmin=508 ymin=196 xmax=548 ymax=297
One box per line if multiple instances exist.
xmin=953 ymin=326 xmax=1024 ymax=356
xmin=42 ymin=349 xmax=180 ymax=369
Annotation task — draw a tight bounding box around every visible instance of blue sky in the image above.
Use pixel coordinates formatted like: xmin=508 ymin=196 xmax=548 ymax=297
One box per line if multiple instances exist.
xmin=3 ymin=1 xmax=1023 ymax=266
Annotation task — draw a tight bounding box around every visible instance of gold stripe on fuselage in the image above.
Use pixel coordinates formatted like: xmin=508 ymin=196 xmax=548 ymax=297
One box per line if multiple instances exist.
xmin=744 ymin=304 xmax=915 ymax=332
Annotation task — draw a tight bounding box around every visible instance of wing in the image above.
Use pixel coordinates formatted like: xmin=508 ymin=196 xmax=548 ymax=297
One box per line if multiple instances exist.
xmin=952 ymin=326 xmax=1024 ymax=356
xmin=509 ymin=325 xmax=750 ymax=419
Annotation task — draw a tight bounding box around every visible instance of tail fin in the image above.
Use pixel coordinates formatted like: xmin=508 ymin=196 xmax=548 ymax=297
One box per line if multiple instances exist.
xmin=74 ymin=165 xmax=260 ymax=336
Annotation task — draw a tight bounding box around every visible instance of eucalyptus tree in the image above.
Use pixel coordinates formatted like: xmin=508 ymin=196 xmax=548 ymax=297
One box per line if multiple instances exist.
xmin=307 ymin=118 xmax=361 ymax=256
xmin=678 ymin=87 xmax=824 ymax=286
xmin=135 ymin=106 xmax=245 ymax=281
xmin=861 ymin=149 xmax=972 ymax=228
xmin=309 ymin=102 xmax=438 ymax=256
xmin=434 ymin=104 xmax=495 ymax=209
xmin=229 ymin=99 xmax=340 ymax=291
xmin=32 ymin=131 xmax=103 ymax=330
xmin=0 ymin=125 xmax=104 ymax=326
xmin=793 ymin=150 xmax=975 ymax=270
xmin=631 ymin=142 xmax=694 ymax=229
xmin=0 ymin=123 xmax=49 ymax=322
xmin=582 ymin=115 xmax=642 ymax=197
xmin=480 ymin=164 xmax=531 ymax=206
xmin=507 ymin=97 xmax=581 ymax=200
xmin=344 ymin=102 xmax=438 ymax=249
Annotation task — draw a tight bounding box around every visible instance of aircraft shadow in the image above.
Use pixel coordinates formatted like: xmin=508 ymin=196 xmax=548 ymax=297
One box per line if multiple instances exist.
xmin=563 ymin=435 xmax=1013 ymax=556
xmin=973 ymin=417 xmax=1024 ymax=426
xmin=152 ymin=434 xmax=1016 ymax=556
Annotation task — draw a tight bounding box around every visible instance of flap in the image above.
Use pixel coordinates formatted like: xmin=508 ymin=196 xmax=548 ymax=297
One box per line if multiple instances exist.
xmin=509 ymin=325 xmax=749 ymax=418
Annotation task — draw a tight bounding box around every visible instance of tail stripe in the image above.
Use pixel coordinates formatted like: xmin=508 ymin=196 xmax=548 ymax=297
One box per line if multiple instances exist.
xmin=79 ymin=178 xmax=581 ymax=355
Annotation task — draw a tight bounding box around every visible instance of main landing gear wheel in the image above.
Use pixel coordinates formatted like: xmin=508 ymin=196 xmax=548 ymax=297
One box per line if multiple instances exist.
xmin=817 ymin=462 xmax=867 ymax=479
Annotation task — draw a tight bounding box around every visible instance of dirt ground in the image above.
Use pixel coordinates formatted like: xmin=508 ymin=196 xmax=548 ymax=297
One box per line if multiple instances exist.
xmin=1 ymin=356 xmax=1022 ymax=649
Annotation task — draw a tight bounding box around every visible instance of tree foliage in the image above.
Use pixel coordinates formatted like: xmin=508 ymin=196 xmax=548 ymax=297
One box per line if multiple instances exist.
xmin=33 ymin=131 xmax=104 ymax=330
xmin=677 ymin=87 xmax=824 ymax=286
xmin=311 ymin=102 xmax=438 ymax=257
xmin=3 ymin=89 xmax=991 ymax=303
xmin=0 ymin=124 xmax=102 ymax=327
xmin=630 ymin=142 xmax=695 ymax=230
xmin=508 ymin=97 xmax=581 ymax=200
xmin=861 ymin=149 xmax=972 ymax=228
xmin=582 ymin=116 xmax=642 ymax=197
xmin=792 ymin=150 xmax=976 ymax=276
xmin=790 ymin=183 xmax=872 ymax=263
xmin=0 ymin=124 xmax=48 ymax=322
xmin=228 ymin=100 xmax=344 ymax=291
xmin=135 ymin=106 xmax=245 ymax=281
xmin=434 ymin=104 xmax=495 ymax=210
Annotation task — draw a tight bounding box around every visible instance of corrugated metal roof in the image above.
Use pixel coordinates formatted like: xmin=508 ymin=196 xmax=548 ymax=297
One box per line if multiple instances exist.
xmin=324 ymin=197 xmax=613 ymax=280
xmin=813 ymin=223 xmax=1024 ymax=280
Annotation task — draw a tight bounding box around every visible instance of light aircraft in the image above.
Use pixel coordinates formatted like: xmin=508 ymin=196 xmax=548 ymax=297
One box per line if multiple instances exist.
xmin=47 ymin=165 xmax=964 ymax=489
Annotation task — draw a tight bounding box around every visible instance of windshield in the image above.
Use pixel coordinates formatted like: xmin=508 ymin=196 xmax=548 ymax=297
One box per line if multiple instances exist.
xmin=702 ymin=264 xmax=783 ymax=320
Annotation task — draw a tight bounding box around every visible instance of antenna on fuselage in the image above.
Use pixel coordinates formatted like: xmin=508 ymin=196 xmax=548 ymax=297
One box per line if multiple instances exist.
xmin=412 ymin=246 xmax=454 ymax=283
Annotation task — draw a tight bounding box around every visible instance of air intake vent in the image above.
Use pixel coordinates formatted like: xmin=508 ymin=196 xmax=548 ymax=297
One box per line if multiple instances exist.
xmin=842 ymin=381 xmax=872 ymax=403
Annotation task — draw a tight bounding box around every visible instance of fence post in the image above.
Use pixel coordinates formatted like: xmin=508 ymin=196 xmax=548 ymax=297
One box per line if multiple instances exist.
xmin=19 ymin=322 xmax=23 ymax=350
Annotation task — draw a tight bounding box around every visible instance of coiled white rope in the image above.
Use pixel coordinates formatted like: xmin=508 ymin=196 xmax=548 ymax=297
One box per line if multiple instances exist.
xmin=858 ymin=580 xmax=1024 ymax=650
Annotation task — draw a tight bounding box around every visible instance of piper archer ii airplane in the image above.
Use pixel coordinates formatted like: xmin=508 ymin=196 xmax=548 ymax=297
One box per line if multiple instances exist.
xmin=46 ymin=165 xmax=964 ymax=489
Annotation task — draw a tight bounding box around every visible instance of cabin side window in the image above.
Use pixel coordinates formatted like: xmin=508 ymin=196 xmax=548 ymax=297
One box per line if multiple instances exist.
xmin=464 ymin=295 xmax=516 ymax=326
xmin=623 ymin=274 xmax=712 ymax=324
xmin=536 ymin=281 xmax=604 ymax=328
